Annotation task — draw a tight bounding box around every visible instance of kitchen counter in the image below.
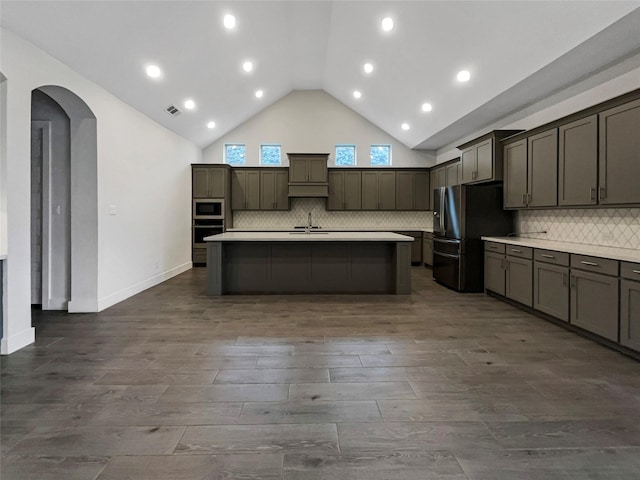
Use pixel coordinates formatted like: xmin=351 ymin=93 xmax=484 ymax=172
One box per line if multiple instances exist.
xmin=482 ymin=236 xmax=640 ymax=263
xmin=205 ymin=231 xmax=413 ymax=295
xmin=226 ymin=228 xmax=433 ymax=233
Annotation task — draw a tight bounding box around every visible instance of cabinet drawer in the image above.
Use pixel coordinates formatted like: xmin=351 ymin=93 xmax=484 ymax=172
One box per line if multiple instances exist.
xmin=571 ymin=254 xmax=618 ymax=276
xmin=506 ymin=245 xmax=533 ymax=259
xmin=621 ymin=261 xmax=640 ymax=281
xmin=534 ymin=249 xmax=569 ymax=266
xmin=484 ymin=241 xmax=505 ymax=254
xmin=193 ymin=247 xmax=207 ymax=264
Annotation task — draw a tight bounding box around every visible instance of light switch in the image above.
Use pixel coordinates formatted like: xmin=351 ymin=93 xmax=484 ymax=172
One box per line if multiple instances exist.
xmin=109 ymin=205 xmax=117 ymax=215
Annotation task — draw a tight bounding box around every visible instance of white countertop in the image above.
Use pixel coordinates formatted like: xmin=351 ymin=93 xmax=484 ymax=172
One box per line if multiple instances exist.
xmin=206 ymin=231 xmax=415 ymax=242
xmin=227 ymin=227 xmax=433 ymax=233
xmin=482 ymin=236 xmax=640 ymax=264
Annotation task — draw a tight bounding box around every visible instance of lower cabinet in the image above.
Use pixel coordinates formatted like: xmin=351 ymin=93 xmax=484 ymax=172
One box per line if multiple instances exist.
xmin=533 ymin=261 xmax=569 ymax=322
xmin=423 ymin=233 xmax=433 ymax=267
xmin=505 ymin=255 xmax=532 ymax=307
xmin=570 ymin=269 xmax=619 ymax=341
xmin=621 ymin=278 xmax=640 ymax=351
xmin=484 ymin=251 xmax=506 ymax=295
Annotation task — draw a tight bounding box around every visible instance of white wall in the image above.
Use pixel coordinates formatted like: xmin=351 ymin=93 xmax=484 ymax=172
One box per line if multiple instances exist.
xmin=0 ymin=29 xmax=201 ymax=354
xmin=203 ymin=90 xmax=435 ymax=167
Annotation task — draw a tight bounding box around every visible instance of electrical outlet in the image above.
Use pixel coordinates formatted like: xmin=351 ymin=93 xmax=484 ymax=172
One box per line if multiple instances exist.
xmin=601 ymin=231 xmax=614 ymax=241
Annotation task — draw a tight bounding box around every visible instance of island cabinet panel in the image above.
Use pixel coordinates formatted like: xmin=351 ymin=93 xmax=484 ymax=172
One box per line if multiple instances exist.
xmin=506 ymin=255 xmax=533 ymax=307
xmin=231 ymin=170 xmax=260 ymax=210
xmin=599 ymin=98 xmax=640 ymax=205
xmin=484 ymin=251 xmax=506 ymax=296
xmin=260 ymin=170 xmax=289 ymax=210
xmin=570 ymin=269 xmax=619 ymax=341
xmin=533 ymin=261 xmax=569 ymax=322
xmin=503 ymin=139 xmax=528 ymax=208
xmin=362 ymin=171 xmax=396 ymax=210
xmin=527 ymin=129 xmax=558 ymax=207
xmin=193 ymin=165 xmax=228 ymax=198
xmin=558 ymin=115 xmax=598 ymax=206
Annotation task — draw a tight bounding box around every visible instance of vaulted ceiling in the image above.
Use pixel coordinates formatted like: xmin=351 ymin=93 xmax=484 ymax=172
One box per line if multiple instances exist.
xmin=2 ymin=1 xmax=639 ymax=151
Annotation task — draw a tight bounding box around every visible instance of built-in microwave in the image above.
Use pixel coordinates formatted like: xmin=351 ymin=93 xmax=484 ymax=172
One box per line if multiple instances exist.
xmin=194 ymin=199 xmax=224 ymax=219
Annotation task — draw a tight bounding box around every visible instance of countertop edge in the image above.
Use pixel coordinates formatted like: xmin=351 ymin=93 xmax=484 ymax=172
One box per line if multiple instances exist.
xmin=482 ymin=236 xmax=640 ymax=264
xmin=206 ymin=232 xmax=415 ymax=242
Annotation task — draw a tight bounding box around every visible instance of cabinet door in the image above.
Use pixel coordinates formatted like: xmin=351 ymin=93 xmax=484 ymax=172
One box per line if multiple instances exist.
xmin=327 ymin=171 xmax=345 ymax=210
xmin=231 ymin=170 xmax=246 ymax=210
xmin=308 ymin=157 xmax=328 ymax=183
xmin=436 ymin=168 xmax=446 ymax=190
xmin=445 ymin=162 xmax=459 ymax=187
xmin=460 ymin=147 xmax=476 ymax=184
xmin=528 ymin=129 xmax=558 ymax=207
xmin=485 ymin=252 xmax=505 ymax=295
xmin=289 ymin=158 xmax=308 ymax=183
xmin=506 ymin=256 xmax=532 ymax=306
xmin=343 ymin=171 xmax=362 ymax=210
xmin=245 ymin=171 xmax=261 ymax=209
xmin=361 ymin=171 xmax=379 ymax=210
xmin=192 ymin=167 xmax=211 ymax=198
xmin=533 ymin=261 xmax=569 ymax=322
xmin=423 ymin=237 xmax=433 ymax=267
xmin=570 ymin=270 xmax=619 ymax=341
xmin=414 ymin=171 xmax=429 ymax=210
xmin=599 ymin=98 xmax=640 ymax=204
xmin=621 ymin=279 xmax=640 ymax=351
xmin=559 ymin=115 xmax=597 ymax=206
xmin=429 ymin=169 xmax=440 ymax=192
xmin=274 ymin=171 xmax=289 ymax=210
xmin=475 ymin=139 xmax=494 ymax=182
xmin=378 ymin=171 xmax=396 ymax=210
xmin=207 ymin=167 xmax=227 ymax=198
xmin=396 ymin=171 xmax=415 ymax=210
xmin=503 ymin=140 xmax=528 ymax=208
xmin=409 ymin=233 xmax=422 ymax=263
xmin=260 ymin=171 xmax=276 ymax=210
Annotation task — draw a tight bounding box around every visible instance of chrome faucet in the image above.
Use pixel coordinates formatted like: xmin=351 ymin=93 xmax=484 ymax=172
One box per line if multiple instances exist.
xmin=306 ymin=212 xmax=313 ymax=233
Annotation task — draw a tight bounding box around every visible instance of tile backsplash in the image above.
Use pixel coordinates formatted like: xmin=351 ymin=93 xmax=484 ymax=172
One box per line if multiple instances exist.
xmin=232 ymin=198 xmax=432 ymax=230
xmin=518 ymin=208 xmax=640 ymax=250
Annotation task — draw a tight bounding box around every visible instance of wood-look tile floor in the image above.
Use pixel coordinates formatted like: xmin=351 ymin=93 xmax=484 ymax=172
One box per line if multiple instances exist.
xmin=2 ymin=267 xmax=640 ymax=479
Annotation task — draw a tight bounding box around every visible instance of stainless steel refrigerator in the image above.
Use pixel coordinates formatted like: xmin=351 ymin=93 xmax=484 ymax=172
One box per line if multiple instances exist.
xmin=432 ymin=184 xmax=513 ymax=292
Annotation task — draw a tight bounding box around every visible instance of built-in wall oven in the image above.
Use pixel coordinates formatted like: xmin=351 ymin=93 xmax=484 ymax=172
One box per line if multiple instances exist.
xmin=193 ymin=199 xmax=224 ymax=219
xmin=193 ymin=199 xmax=225 ymax=249
xmin=193 ymin=219 xmax=224 ymax=244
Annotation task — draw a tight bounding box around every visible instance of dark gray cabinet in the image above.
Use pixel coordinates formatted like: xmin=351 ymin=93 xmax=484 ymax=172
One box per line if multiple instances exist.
xmin=260 ymin=170 xmax=289 ymax=210
xmin=461 ymin=138 xmax=493 ymax=184
xmin=423 ymin=233 xmax=433 ymax=267
xmin=570 ymin=255 xmax=619 ymax=342
xmin=527 ymin=129 xmax=558 ymax=207
xmin=506 ymin=253 xmax=533 ymax=307
xmin=445 ymin=161 xmax=460 ymax=187
xmin=327 ymin=170 xmax=361 ymax=210
xmin=193 ymin=165 xmax=229 ymax=198
xmin=430 ymin=166 xmax=446 ymax=192
xmin=289 ymin=154 xmax=328 ymax=183
xmin=598 ymin=98 xmax=640 ymax=205
xmin=485 ymin=251 xmax=506 ymax=296
xmin=503 ymin=139 xmax=528 ymax=208
xmin=558 ymin=115 xmax=598 ymax=206
xmin=362 ymin=171 xmax=396 ymax=210
xmin=396 ymin=170 xmax=430 ymax=211
xmin=620 ymin=262 xmax=640 ymax=350
xmin=231 ymin=170 xmax=261 ymax=210
xmin=533 ymin=253 xmax=569 ymax=322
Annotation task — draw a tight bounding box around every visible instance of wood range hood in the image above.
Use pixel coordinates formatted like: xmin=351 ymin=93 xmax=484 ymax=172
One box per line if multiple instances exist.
xmin=287 ymin=153 xmax=329 ymax=197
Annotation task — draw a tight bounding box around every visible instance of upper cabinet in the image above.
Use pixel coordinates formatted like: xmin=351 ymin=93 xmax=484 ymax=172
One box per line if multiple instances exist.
xmin=232 ymin=168 xmax=289 ymax=211
xmin=599 ymin=98 xmax=640 ymax=205
xmin=260 ymin=169 xmax=289 ymax=210
xmin=288 ymin=153 xmax=328 ymax=183
xmin=396 ymin=170 xmax=430 ymax=211
xmin=327 ymin=170 xmax=362 ymax=211
xmin=458 ymin=131 xmax=522 ymax=185
xmin=503 ymin=139 xmax=528 ymax=209
xmin=559 ymin=115 xmax=598 ymax=206
xmin=445 ymin=160 xmax=460 ymax=187
xmin=362 ymin=171 xmax=396 ymax=210
xmin=192 ymin=165 xmax=230 ymax=198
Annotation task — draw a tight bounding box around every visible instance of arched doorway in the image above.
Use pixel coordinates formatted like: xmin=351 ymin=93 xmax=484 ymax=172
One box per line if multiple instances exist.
xmin=31 ymin=86 xmax=98 ymax=312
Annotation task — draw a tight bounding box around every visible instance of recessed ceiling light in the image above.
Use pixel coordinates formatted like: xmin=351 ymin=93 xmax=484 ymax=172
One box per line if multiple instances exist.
xmin=145 ymin=65 xmax=162 ymax=79
xmin=242 ymin=61 xmax=253 ymax=73
xmin=421 ymin=103 xmax=433 ymax=112
xmin=223 ymin=14 xmax=236 ymax=29
xmin=255 ymin=89 xmax=264 ymax=98
xmin=184 ymin=99 xmax=196 ymax=110
xmin=363 ymin=63 xmax=374 ymax=74
xmin=401 ymin=123 xmax=410 ymax=131
xmin=381 ymin=17 xmax=394 ymax=31
xmin=207 ymin=121 xmax=216 ymax=129
xmin=353 ymin=90 xmax=362 ymax=99
xmin=457 ymin=70 xmax=471 ymax=82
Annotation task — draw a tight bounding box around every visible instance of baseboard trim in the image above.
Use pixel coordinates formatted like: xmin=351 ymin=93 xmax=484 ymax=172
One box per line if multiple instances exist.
xmin=97 ymin=262 xmax=192 ymax=312
xmin=1 ymin=327 xmax=36 ymax=355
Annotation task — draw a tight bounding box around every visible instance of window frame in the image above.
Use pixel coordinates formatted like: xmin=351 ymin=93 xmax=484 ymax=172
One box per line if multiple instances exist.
xmin=335 ymin=144 xmax=357 ymax=167
xmin=259 ymin=143 xmax=282 ymax=166
xmin=224 ymin=143 xmax=247 ymax=166
xmin=370 ymin=144 xmax=392 ymax=166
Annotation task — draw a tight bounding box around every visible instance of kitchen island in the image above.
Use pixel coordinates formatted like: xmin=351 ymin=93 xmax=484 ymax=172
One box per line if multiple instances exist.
xmin=204 ymin=231 xmax=413 ymax=295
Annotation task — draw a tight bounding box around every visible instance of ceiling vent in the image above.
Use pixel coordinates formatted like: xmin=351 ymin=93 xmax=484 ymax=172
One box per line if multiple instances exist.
xmin=165 ymin=105 xmax=181 ymax=117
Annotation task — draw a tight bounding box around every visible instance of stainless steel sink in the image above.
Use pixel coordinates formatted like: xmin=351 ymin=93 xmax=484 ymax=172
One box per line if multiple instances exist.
xmin=288 ymin=231 xmax=329 ymax=235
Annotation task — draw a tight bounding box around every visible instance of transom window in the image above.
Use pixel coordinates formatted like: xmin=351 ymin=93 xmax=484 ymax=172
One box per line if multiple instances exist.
xmin=225 ymin=144 xmax=246 ymax=165
xmin=370 ymin=144 xmax=391 ymax=166
xmin=260 ymin=144 xmax=282 ymax=166
xmin=335 ymin=144 xmax=356 ymax=166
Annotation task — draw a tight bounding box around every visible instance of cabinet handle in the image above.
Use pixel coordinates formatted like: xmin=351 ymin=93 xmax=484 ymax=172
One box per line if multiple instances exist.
xmin=580 ymin=261 xmax=599 ymax=267
xmin=632 ymin=270 xmax=640 ymax=275
xmin=541 ymin=254 xmax=555 ymax=259
xmin=562 ymin=273 xmax=568 ymax=286
xmin=599 ymin=186 xmax=606 ymax=200
xmin=590 ymin=187 xmax=596 ymax=201
xmin=511 ymin=248 xmax=522 ymax=253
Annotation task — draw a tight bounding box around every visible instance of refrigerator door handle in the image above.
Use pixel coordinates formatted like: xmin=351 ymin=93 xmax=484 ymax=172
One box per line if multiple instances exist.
xmin=441 ymin=188 xmax=447 ymax=235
